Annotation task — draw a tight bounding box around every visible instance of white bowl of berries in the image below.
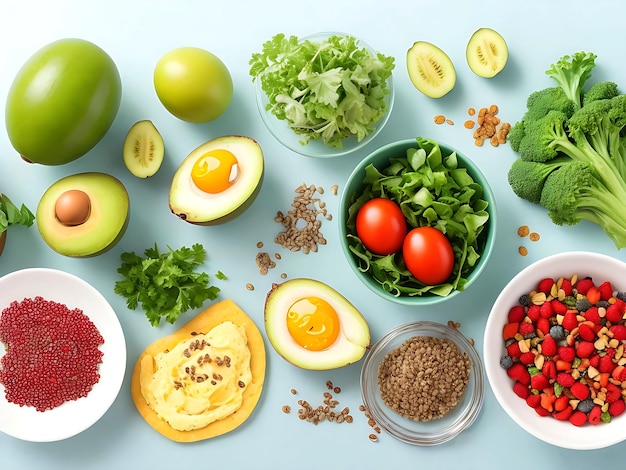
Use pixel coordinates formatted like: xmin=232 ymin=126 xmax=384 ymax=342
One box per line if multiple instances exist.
xmin=484 ymin=251 xmax=626 ymax=450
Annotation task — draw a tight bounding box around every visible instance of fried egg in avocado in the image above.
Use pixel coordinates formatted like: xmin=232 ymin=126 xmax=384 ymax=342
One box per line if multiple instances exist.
xmin=169 ymin=135 xmax=264 ymax=225
xmin=264 ymin=278 xmax=370 ymax=370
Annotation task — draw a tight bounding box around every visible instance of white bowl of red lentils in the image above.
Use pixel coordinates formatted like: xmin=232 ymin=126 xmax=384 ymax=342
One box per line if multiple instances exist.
xmin=360 ymin=321 xmax=484 ymax=445
xmin=484 ymin=251 xmax=626 ymax=450
xmin=0 ymin=268 xmax=126 ymax=442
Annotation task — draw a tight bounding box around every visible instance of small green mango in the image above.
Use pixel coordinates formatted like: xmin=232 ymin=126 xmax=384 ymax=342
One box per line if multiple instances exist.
xmin=5 ymin=38 xmax=122 ymax=165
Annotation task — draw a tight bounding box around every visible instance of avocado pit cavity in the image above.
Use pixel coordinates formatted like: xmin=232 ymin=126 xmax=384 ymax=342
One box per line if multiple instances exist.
xmin=55 ymin=189 xmax=91 ymax=226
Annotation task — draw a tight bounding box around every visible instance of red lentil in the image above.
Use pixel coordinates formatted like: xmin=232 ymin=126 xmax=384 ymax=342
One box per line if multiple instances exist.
xmin=0 ymin=296 xmax=104 ymax=412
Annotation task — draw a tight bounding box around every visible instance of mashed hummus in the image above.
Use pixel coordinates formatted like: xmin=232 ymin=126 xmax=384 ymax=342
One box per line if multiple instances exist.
xmin=139 ymin=321 xmax=252 ymax=432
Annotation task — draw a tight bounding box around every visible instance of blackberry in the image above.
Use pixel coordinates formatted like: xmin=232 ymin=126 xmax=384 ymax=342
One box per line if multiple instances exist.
xmin=549 ymin=325 xmax=566 ymax=341
xmin=576 ymin=398 xmax=594 ymax=414
xmin=575 ymin=297 xmax=592 ymax=312
xmin=499 ymin=355 xmax=514 ymax=369
xmin=616 ymin=291 xmax=626 ymax=302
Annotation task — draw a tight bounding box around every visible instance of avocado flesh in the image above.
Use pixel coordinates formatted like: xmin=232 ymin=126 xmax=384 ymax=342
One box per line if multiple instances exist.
xmin=36 ymin=172 xmax=129 ymax=257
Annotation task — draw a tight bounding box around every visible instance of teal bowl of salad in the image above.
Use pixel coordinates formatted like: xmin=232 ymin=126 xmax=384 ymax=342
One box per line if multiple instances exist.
xmin=250 ymin=32 xmax=395 ymax=158
xmin=338 ymin=137 xmax=496 ymax=305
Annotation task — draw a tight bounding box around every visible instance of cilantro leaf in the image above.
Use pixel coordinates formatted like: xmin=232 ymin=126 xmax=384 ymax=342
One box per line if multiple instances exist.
xmin=114 ymin=243 xmax=221 ymax=327
xmin=250 ymin=33 xmax=395 ymax=149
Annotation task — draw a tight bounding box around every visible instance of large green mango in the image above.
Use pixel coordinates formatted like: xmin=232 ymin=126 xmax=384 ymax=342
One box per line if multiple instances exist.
xmin=5 ymin=38 xmax=122 ymax=165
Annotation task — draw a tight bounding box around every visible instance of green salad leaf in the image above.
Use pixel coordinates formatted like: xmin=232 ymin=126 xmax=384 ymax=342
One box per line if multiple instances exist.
xmin=114 ymin=243 xmax=222 ymax=327
xmin=249 ymin=33 xmax=395 ymax=148
xmin=0 ymin=193 xmax=35 ymax=234
xmin=346 ymin=137 xmax=491 ymax=297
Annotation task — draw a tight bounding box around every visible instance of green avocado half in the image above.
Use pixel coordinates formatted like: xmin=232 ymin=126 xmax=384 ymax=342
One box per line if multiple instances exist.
xmin=36 ymin=172 xmax=129 ymax=257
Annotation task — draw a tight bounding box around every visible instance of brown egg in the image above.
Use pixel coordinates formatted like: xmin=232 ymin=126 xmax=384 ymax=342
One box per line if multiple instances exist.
xmin=54 ymin=189 xmax=91 ymax=226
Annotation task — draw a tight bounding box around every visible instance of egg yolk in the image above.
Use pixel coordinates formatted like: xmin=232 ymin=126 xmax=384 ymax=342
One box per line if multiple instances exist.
xmin=191 ymin=149 xmax=239 ymax=194
xmin=286 ymin=297 xmax=340 ymax=351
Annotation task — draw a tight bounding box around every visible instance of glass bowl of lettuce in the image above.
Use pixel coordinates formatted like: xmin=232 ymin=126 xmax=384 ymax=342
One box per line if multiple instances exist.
xmin=250 ymin=32 xmax=395 ymax=158
xmin=338 ymin=137 xmax=497 ymax=305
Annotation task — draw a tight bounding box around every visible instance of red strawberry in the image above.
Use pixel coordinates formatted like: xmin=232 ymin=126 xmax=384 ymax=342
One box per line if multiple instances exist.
xmin=588 ymin=405 xmax=602 ymax=425
xmin=558 ymin=346 xmax=575 ymax=363
xmin=534 ymin=405 xmax=551 ymax=417
xmin=519 ymin=351 xmax=536 ymax=365
xmin=526 ymin=394 xmax=541 ymax=408
xmin=553 ymin=406 xmax=573 ymax=421
xmin=576 ymin=277 xmax=595 ymax=295
xmin=598 ymin=355 xmax=616 ymax=374
xmin=527 ymin=304 xmax=541 ymax=322
xmin=577 ymin=323 xmax=596 ymax=342
xmin=562 ymin=311 xmax=579 ymax=332
xmin=556 ymin=372 xmax=575 ymax=388
xmin=542 ymin=360 xmax=557 ymax=380
xmin=569 ymin=410 xmax=587 ymax=426
xmin=519 ymin=321 xmax=535 ymax=337
xmin=507 ymin=341 xmax=522 ymax=358
xmin=589 ymin=354 xmax=600 ymax=368
xmin=550 ymin=299 xmax=568 ymax=315
xmin=610 ymin=324 xmax=626 ymax=341
xmin=531 ymin=373 xmax=550 ymax=391
xmin=508 ymin=305 xmax=526 ymax=323
xmin=605 ymin=382 xmax=621 ymax=404
xmin=536 ymin=317 xmax=551 ymax=335
xmin=570 ymin=381 xmax=590 ymax=401
xmin=606 ymin=300 xmax=625 ymax=324
xmin=583 ymin=307 xmax=601 ymax=324
xmin=560 ymin=278 xmax=573 ymax=296
xmin=609 ymin=399 xmax=626 ymax=417
xmin=598 ymin=281 xmax=613 ymax=301
xmin=541 ymin=335 xmax=557 ymax=356
xmin=576 ymin=341 xmax=595 ymax=358
xmin=539 ymin=301 xmax=553 ymax=319
xmin=513 ymin=382 xmax=530 ymax=399
xmin=537 ymin=277 xmax=555 ymax=294
xmin=507 ymin=363 xmax=530 ymax=385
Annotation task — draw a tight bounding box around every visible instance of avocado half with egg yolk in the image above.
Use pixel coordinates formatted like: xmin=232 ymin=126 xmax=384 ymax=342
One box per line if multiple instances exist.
xmin=169 ymin=135 xmax=264 ymax=225
xmin=36 ymin=172 xmax=129 ymax=257
xmin=131 ymin=299 xmax=266 ymax=442
xmin=264 ymin=278 xmax=370 ymax=370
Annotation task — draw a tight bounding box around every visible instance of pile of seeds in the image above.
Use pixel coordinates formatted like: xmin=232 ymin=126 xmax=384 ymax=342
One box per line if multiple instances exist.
xmin=274 ymin=183 xmax=334 ymax=254
xmin=377 ymin=336 xmax=471 ymax=422
xmin=517 ymin=225 xmax=541 ymax=256
xmin=465 ymin=105 xmax=511 ymax=147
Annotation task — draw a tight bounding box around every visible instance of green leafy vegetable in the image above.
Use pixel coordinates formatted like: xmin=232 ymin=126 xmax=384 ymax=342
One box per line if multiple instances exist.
xmin=114 ymin=243 xmax=221 ymax=327
xmin=507 ymin=51 xmax=626 ymax=249
xmin=249 ymin=33 xmax=395 ymax=149
xmin=346 ymin=137 xmax=491 ymax=297
xmin=0 ymin=193 xmax=35 ymax=234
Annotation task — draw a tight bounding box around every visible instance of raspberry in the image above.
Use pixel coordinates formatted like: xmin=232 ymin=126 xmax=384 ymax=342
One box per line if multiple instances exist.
xmin=570 ymin=381 xmax=591 ymax=401
xmin=541 ymin=360 xmax=556 ymax=380
xmin=506 ymin=341 xmax=522 ymax=358
xmin=569 ymin=410 xmax=588 ymax=426
xmin=519 ymin=321 xmax=535 ymax=337
xmin=588 ymin=405 xmax=603 ymax=425
xmin=536 ymin=317 xmax=550 ymax=335
xmin=556 ymin=372 xmax=575 ymax=388
xmin=550 ymin=299 xmax=568 ymax=315
xmin=527 ymin=305 xmax=541 ymax=322
xmin=605 ymin=300 xmax=625 ymax=324
xmin=558 ymin=346 xmax=575 ymax=363
xmin=605 ymin=383 xmax=621 ymax=403
xmin=562 ymin=311 xmax=579 ymax=332
xmin=560 ymin=278 xmax=573 ymax=296
xmin=576 ymin=277 xmax=595 ymax=295
xmin=609 ymin=399 xmax=626 ymax=417
xmin=576 ymin=341 xmax=595 ymax=359
xmin=541 ymin=335 xmax=557 ymax=356
xmin=582 ymin=307 xmax=601 ymax=324
xmin=598 ymin=281 xmax=614 ymax=301
xmin=598 ymin=355 xmax=616 ymax=374
xmin=537 ymin=277 xmax=555 ymax=294
xmin=610 ymin=324 xmax=626 ymax=341
xmin=508 ymin=305 xmax=526 ymax=323
xmin=534 ymin=405 xmax=551 ymax=417
xmin=519 ymin=351 xmax=536 ymax=365
xmin=513 ymin=382 xmax=530 ymax=399
xmin=507 ymin=362 xmax=531 ymax=386
xmin=526 ymin=394 xmax=541 ymax=408
xmin=553 ymin=406 xmax=573 ymax=421
xmin=577 ymin=323 xmax=596 ymax=342
xmin=531 ymin=373 xmax=550 ymax=391
xmin=539 ymin=302 xmax=553 ymax=319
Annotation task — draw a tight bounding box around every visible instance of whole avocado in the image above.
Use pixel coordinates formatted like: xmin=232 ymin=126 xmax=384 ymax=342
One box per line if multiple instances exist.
xmin=5 ymin=38 xmax=122 ymax=165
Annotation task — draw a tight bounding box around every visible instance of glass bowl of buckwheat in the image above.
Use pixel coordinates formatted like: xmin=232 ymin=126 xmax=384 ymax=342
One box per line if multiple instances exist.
xmin=360 ymin=320 xmax=484 ymax=445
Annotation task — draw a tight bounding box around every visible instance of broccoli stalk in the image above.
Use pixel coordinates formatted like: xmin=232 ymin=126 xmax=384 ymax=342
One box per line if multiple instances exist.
xmin=507 ymin=51 xmax=626 ymax=249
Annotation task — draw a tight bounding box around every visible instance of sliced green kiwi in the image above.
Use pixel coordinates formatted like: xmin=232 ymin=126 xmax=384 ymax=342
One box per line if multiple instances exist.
xmin=123 ymin=120 xmax=165 ymax=178
xmin=406 ymin=41 xmax=456 ymax=98
xmin=466 ymin=28 xmax=508 ymax=78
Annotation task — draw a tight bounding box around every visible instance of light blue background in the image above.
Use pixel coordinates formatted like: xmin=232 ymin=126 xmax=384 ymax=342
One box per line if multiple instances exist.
xmin=1 ymin=0 xmax=625 ymax=468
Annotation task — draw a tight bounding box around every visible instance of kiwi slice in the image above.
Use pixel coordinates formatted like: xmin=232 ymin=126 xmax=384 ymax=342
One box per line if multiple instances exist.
xmin=123 ymin=120 xmax=165 ymax=178
xmin=466 ymin=28 xmax=508 ymax=78
xmin=406 ymin=41 xmax=456 ymax=98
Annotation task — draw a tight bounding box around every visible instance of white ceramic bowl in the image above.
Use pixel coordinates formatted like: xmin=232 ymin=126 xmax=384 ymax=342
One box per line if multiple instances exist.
xmin=484 ymin=251 xmax=626 ymax=450
xmin=361 ymin=321 xmax=484 ymax=445
xmin=0 ymin=268 xmax=126 ymax=442
xmin=254 ymin=32 xmax=394 ymax=158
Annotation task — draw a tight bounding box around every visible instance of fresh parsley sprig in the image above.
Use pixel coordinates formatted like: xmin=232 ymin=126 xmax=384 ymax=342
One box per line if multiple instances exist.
xmin=114 ymin=243 xmax=221 ymax=327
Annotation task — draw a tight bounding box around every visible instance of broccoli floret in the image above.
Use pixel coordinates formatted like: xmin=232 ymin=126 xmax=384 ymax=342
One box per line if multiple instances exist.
xmin=507 ymin=158 xmax=570 ymax=204
xmin=507 ymin=52 xmax=626 ymax=249
xmin=539 ymin=161 xmax=626 ymax=247
xmin=545 ymin=51 xmax=597 ymax=109
xmin=583 ymin=81 xmax=620 ymax=106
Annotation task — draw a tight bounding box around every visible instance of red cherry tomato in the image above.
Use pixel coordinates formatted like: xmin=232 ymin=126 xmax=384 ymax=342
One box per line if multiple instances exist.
xmin=402 ymin=226 xmax=454 ymax=285
xmin=355 ymin=198 xmax=407 ymax=255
